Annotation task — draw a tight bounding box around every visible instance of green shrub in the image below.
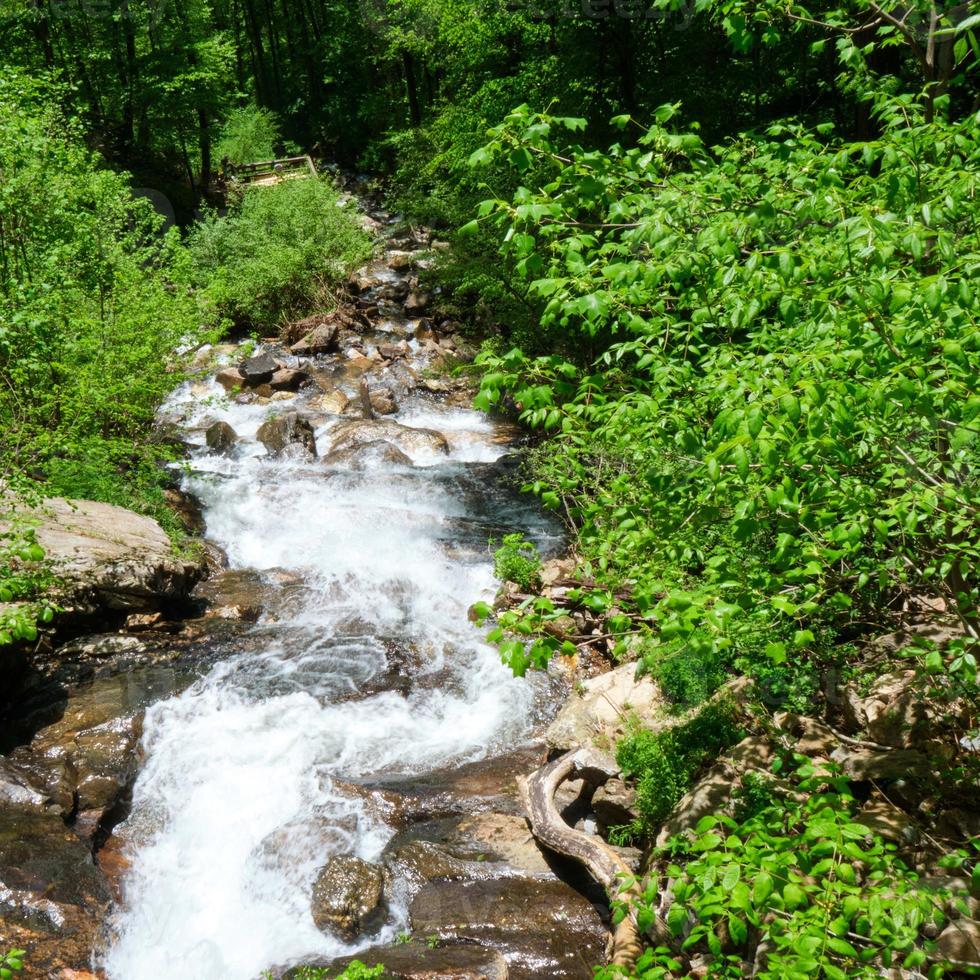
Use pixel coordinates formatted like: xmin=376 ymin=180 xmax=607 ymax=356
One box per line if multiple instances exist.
xmin=189 ymin=177 xmax=373 ymax=327
xmin=492 ymin=533 xmax=541 ymax=591
xmin=288 ymin=962 xmax=384 ymax=980
xmin=0 ymin=70 xmax=210 ymax=599
xmin=617 ymin=701 xmax=744 ymax=831
xmin=215 ymin=103 xmax=282 ymax=165
xmin=655 ymin=649 xmax=725 ymax=710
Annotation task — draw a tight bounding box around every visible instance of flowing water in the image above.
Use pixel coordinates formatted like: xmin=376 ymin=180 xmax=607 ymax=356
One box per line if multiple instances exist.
xmin=101 ymin=209 xmax=562 ymax=979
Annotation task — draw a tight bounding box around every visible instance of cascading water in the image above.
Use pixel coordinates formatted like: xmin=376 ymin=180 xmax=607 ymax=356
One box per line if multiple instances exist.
xmin=101 ymin=212 xmax=562 ymax=979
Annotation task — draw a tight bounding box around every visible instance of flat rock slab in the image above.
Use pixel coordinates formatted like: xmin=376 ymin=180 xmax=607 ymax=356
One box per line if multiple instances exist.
xmin=2 ymin=497 xmax=201 ymax=613
xmin=314 ymin=942 xmax=509 ymax=979
xmin=409 ymin=877 xmax=607 ymax=979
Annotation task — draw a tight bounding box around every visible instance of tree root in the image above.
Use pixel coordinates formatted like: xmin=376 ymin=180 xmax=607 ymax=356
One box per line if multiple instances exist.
xmin=519 ymin=748 xmax=666 ymax=973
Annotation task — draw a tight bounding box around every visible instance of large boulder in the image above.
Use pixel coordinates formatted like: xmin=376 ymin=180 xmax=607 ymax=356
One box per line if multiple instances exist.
xmin=0 ymin=498 xmax=202 ymax=614
xmin=310 ymin=855 xmax=385 ymax=940
xmin=256 ymin=412 xmax=318 ymax=458
xmin=205 ymin=420 xmax=238 ymax=454
xmin=0 ymin=806 xmax=110 ymax=976
xmin=239 ymin=352 xmax=278 ymax=385
xmin=409 ymin=876 xmax=606 ymax=979
xmin=290 ymin=322 xmax=339 ymax=357
xmin=308 ymin=943 xmax=509 ymax=980
xmin=215 ymin=367 xmax=244 ymax=392
xmin=546 ymin=661 xmax=662 ymax=751
xmin=327 ymin=419 xmax=449 ymax=459
xmin=324 ymin=440 xmax=412 ymax=470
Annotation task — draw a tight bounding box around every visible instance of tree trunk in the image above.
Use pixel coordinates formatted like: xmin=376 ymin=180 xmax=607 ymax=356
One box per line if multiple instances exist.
xmin=401 ymin=49 xmax=421 ymax=127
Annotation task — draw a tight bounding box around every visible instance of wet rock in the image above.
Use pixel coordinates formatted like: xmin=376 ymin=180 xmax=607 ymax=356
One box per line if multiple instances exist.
xmin=270 ymin=390 xmax=296 ymax=402
xmin=405 ymin=290 xmax=430 ymax=313
xmin=409 ymin=876 xmax=606 ymax=979
xmin=324 ymin=440 xmax=413 ymax=470
xmin=290 ymin=321 xmax=340 ymax=357
xmin=164 ymin=486 xmax=206 ymax=535
xmin=312 ymin=389 xmax=351 ymax=415
xmin=546 ymin=662 xmax=662 ymax=751
xmin=591 ymin=778 xmax=637 ymax=829
xmin=269 ymin=367 xmax=310 ymax=392
xmin=205 ymin=420 xmax=238 ymax=454
xmin=9 ymin=686 xmax=143 ymax=839
xmin=369 ymin=387 xmax=399 ymax=415
xmin=215 ymin=367 xmax=244 ymax=392
xmin=388 ymin=250 xmax=416 ymax=270
xmin=256 ymin=412 xmax=318 ymax=458
xmin=378 ymin=342 xmax=409 ymax=360
xmin=328 ymin=419 xmax=449 ymax=459
xmin=310 ymin=855 xmax=385 ymax=940
xmin=0 ymin=497 xmax=202 ymax=614
xmin=240 ymin=352 xmax=278 ymax=385
xmin=0 ymin=808 xmax=110 ymax=975
xmin=323 ymin=942 xmax=509 ymax=980
xmin=0 ymin=758 xmax=53 ymax=813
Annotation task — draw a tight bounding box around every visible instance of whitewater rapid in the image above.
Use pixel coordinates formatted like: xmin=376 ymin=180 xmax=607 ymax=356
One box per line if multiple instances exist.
xmin=102 ymin=341 xmax=558 ymax=977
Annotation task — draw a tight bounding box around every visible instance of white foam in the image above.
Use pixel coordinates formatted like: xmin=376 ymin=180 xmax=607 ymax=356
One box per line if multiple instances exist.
xmin=103 ymin=350 xmax=542 ymax=980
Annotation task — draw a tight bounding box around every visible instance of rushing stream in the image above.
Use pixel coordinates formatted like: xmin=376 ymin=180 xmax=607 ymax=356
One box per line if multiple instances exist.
xmin=100 ymin=203 xmax=562 ymax=979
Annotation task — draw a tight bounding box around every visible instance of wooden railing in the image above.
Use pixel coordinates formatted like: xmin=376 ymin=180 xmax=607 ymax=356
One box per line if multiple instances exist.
xmin=224 ymin=155 xmax=318 ymax=186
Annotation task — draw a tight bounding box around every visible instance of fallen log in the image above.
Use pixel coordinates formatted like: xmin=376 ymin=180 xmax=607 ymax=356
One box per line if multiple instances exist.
xmin=519 ymin=748 xmax=665 ymax=971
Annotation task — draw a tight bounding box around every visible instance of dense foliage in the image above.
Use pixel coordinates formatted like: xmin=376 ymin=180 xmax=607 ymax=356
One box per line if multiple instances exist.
xmin=188 ymin=178 xmax=372 ymax=327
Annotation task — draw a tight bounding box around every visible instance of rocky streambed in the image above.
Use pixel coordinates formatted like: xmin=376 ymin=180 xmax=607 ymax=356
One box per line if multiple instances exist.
xmin=0 ymin=193 xmax=616 ymax=979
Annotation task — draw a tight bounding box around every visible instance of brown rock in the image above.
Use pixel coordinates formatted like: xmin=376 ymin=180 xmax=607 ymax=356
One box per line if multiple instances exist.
xmin=591 ymin=778 xmax=638 ymax=828
xmin=256 ymin=412 xmax=317 ymax=458
xmin=215 ymin=367 xmax=244 ymax=392
xmin=404 ymin=290 xmax=430 ymax=313
xmin=205 ymin=420 xmax=238 ymax=454
xmin=368 ymin=387 xmax=399 ymax=415
xmin=409 ymin=877 xmax=606 ymax=979
xmin=290 ymin=321 xmax=339 ymax=357
xmin=656 ymin=762 xmax=737 ymax=847
xmin=239 ymin=352 xmax=278 ymax=385
xmin=324 ymin=440 xmax=413 ymax=470
xmin=269 ymin=368 xmax=309 ymax=392
xmin=327 ymin=419 xmax=449 ymax=458
xmin=310 ymin=855 xmax=385 ymax=940
xmin=0 ymin=497 xmax=201 ymax=614
xmin=298 ymin=943 xmax=508 ymax=980
xmin=937 ymin=918 xmax=980 ymax=969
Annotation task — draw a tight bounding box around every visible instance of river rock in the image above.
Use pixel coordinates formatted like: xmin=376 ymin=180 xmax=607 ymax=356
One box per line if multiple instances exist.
xmin=324 ymin=440 xmax=412 ymax=470
xmin=409 ymin=876 xmax=606 ymax=979
xmin=8 ymin=682 xmax=143 ymax=838
xmin=312 ymin=389 xmax=351 ymax=415
xmin=368 ymin=386 xmax=398 ymax=415
xmin=319 ymin=942 xmax=509 ymax=980
xmin=327 ymin=419 xmax=449 ymax=459
xmin=290 ymin=321 xmax=339 ymax=357
xmin=215 ymin=366 xmax=244 ymax=392
xmin=0 ymin=758 xmax=53 ymax=813
xmin=240 ymin=352 xmax=278 ymax=385
xmin=404 ymin=290 xmax=430 ymax=313
xmin=269 ymin=367 xmax=310 ymax=392
xmin=0 ymin=807 xmax=110 ymax=976
xmin=205 ymin=420 xmax=238 ymax=454
xmin=546 ymin=661 xmax=662 ymax=751
xmin=388 ymin=250 xmax=415 ymax=270
xmin=0 ymin=497 xmax=202 ymax=614
xmin=310 ymin=855 xmax=385 ymax=940
xmin=256 ymin=412 xmax=317 ymax=458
